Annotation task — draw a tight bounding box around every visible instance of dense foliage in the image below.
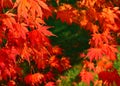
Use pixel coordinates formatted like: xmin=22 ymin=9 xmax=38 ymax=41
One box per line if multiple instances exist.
xmin=0 ymin=0 xmax=120 ymax=86
xmin=0 ymin=0 xmax=71 ymax=86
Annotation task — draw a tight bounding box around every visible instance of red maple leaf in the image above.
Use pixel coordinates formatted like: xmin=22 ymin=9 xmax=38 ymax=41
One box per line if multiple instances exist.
xmin=44 ymin=72 xmax=55 ymax=81
xmin=87 ymin=48 xmax=104 ymax=61
xmin=7 ymin=80 xmax=16 ymax=86
xmin=56 ymin=4 xmax=78 ymax=24
xmin=89 ymin=31 xmax=113 ymax=47
xmin=14 ymin=0 xmax=50 ymax=20
xmin=87 ymin=44 xmax=118 ymax=61
xmin=0 ymin=13 xmax=16 ymax=30
xmin=83 ymin=60 xmax=94 ymax=70
xmin=37 ymin=25 xmax=55 ymax=36
xmin=60 ymin=57 xmax=71 ymax=70
xmin=52 ymin=46 xmax=62 ymax=55
xmin=45 ymin=82 xmax=55 ymax=86
xmin=20 ymin=43 xmax=32 ymax=62
xmin=98 ymin=70 xmax=120 ymax=86
xmin=0 ymin=0 xmax=13 ymax=9
xmin=100 ymin=7 xmax=120 ymax=31
xmin=24 ymin=73 xmax=44 ymax=85
xmin=102 ymin=44 xmax=118 ymax=61
xmin=49 ymin=55 xmax=63 ymax=72
xmin=80 ymin=70 xmax=94 ymax=85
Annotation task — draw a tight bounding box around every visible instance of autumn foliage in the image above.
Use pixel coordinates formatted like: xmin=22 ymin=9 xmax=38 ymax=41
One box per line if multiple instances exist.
xmin=0 ymin=0 xmax=71 ymax=86
xmin=52 ymin=0 xmax=120 ymax=86
xmin=1 ymin=0 xmax=120 ymax=86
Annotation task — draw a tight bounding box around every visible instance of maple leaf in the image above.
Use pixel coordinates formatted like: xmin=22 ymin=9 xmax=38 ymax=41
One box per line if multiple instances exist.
xmin=102 ymin=30 xmax=113 ymax=44
xmin=20 ymin=43 xmax=32 ymax=62
xmin=15 ymin=0 xmax=30 ymax=19
xmin=37 ymin=25 xmax=55 ymax=36
xmin=0 ymin=13 xmax=16 ymax=30
xmin=49 ymin=55 xmax=63 ymax=72
xmin=44 ymin=72 xmax=55 ymax=81
xmin=7 ymin=47 xmax=19 ymax=63
xmin=102 ymin=44 xmax=118 ymax=61
xmin=56 ymin=4 xmax=78 ymax=24
xmin=0 ymin=47 xmax=18 ymax=64
xmin=87 ymin=48 xmax=104 ymax=61
xmin=100 ymin=7 xmax=120 ymax=31
xmin=80 ymin=53 xmax=86 ymax=58
xmin=2 ymin=68 xmax=11 ymax=80
xmin=57 ymin=10 xmax=72 ymax=24
xmin=32 ymin=47 xmax=50 ymax=69
xmin=87 ymin=44 xmax=118 ymax=61
xmin=52 ymin=46 xmax=62 ymax=55
xmin=7 ymin=23 xmax=28 ymax=47
xmin=7 ymin=80 xmax=16 ymax=86
xmin=14 ymin=0 xmax=50 ymax=20
xmin=104 ymin=61 xmax=113 ymax=70
xmin=8 ymin=23 xmax=28 ymax=40
xmin=22 ymin=17 xmax=45 ymax=30
xmin=89 ymin=33 xmax=103 ymax=47
xmin=80 ymin=70 xmax=94 ymax=85
xmin=27 ymin=30 xmax=42 ymax=48
xmin=89 ymin=31 xmax=113 ymax=47
xmin=24 ymin=73 xmax=44 ymax=85
xmin=95 ymin=57 xmax=113 ymax=73
xmin=86 ymin=22 xmax=99 ymax=33
xmin=42 ymin=8 xmax=52 ymax=19
xmin=49 ymin=55 xmax=60 ymax=68
xmin=79 ymin=10 xmax=88 ymax=27
xmin=0 ymin=0 xmax=13 ymax=9
xmin=83 ymin=60 xmax=94 ymax=70
xmin=98 ymin=70 xmax=120 ymax=86
xmin=35 ymin=56 xmax=49 ymax=69
xmin=79 ymin=0 xmax=96 ymax=7
xmin=60 ymin=57 xmax=71 ymax=70
xmin=37 ymin=0 xmax=50 ymax=11
xmin=27 ymin=25 xmax=53 ymax=49
xmin=0 ymin=47 xmax=21 ymax=80
xmin=45 ymin=82 xmax=56 ymax=86
xmin=94 ymin=80 xmax=102 ymax=86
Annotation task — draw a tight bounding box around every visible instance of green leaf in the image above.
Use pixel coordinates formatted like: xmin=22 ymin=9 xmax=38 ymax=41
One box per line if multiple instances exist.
xmin=77 ymin=81 xmax=88 ymax=86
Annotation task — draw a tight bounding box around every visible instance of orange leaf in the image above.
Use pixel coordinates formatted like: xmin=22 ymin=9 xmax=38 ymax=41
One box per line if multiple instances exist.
xmin=98 ymin=70 xmax=120 ymax=86
xmin=102 ymin=44 xmax=118 ymax=61
xmin=45 ymin=82 xmax=55 ymax=86
xmin=87 ymin=48 xmax=104 ymax=61
xmin=0 ymin=0 xmax=13 ymax=8
xmin=15 ymin=0 xmax=50 ymax=20
xmin=24 ymin=73 xmax=44 ymax=85
xmin=80 ymin=70 xmax=94 ymax=85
